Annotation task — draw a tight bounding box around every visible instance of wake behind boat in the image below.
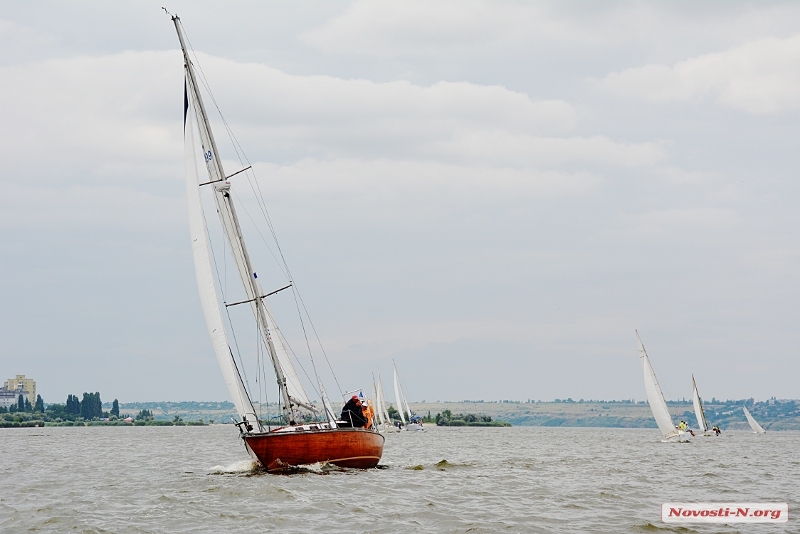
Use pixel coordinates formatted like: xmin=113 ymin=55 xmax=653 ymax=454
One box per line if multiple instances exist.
xmin=636 ymin=331 xmax=690 ymax=442
xmin=173 ymin=15 xmax=383 ymax=471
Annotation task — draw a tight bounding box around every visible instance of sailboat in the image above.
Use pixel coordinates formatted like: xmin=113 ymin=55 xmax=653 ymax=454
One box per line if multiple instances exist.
xmin=373 ymin=373 xmax=396 ymax=432
xmin=743 ymin=405 xmax=766 ymax=433
xmin=393 ymin=362 xmax=423 ymax=431
xmin=691 ymin=375 xmax=714 ymax=436
xmin=172 ymin=14 xmax=383 ymax=471
xmin=636 ymin=331 xmax=689 ymax=442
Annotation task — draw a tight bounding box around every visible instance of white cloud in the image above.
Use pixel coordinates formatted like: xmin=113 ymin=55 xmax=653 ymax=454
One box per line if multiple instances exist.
xmin=599 ymin=34 xmax=800 ymax=114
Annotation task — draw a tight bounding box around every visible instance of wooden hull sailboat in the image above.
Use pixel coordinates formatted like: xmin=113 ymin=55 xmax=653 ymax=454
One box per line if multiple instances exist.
xmin=244 ymin=427 xmax=384 ymax=471
xmin=172 ymin=14 xmax=383 ymax=471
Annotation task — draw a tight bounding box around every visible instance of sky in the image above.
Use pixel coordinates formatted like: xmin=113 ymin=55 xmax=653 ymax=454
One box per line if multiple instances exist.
xmin=1 ymin=1 xmax=799 ymax=405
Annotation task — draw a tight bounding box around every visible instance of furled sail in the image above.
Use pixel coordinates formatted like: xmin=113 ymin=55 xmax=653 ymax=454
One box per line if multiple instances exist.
xmin=743 ymin=406 xmax=766 ymax=433
xmin=691 ymin=375 xmax=709 ymax=432
xmin=393 ymin=365 xmax=406 ymax=425
xmin=636 ymin=331 xmax=678 ymax=439
xmin=184 ymin=91 xmax=258 ymax=428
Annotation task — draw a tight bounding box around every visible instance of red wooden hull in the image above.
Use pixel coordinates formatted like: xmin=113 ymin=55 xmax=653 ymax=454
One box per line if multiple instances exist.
xmin=243 ymin=427 xmax=385 ymax=471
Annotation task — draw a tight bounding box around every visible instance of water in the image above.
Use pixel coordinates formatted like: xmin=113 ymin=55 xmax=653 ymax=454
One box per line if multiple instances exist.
xmin=1 ymin=426 xmax=797 ymax=533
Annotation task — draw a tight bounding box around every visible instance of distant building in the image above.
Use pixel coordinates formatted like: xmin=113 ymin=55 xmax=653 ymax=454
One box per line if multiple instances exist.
xmin=4 ymin=375 xmax=36 ymax=406
xmin=0 ymin=386 xmax=29 ymax=409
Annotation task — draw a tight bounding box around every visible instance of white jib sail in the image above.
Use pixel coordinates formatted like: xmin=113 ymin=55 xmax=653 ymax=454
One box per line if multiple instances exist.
xmin=377 ymin=374 xmax=391 ymax=425
xmin=636 ymin=332 xmax=677 ymax=438
xmin=691 ymin=375 xmax=709 ymax=432
xmin=393 ymin=366 xmax=406 ymax=425
xmin=394 ymin=362 xmax=413 ymax=420
xmin=743 ymin=406 xmax=766 ymax=433
xmin=185 ymin=100 xmax=258 ymax=427
xmin=372 ymin=380 xmax=384 ymax=426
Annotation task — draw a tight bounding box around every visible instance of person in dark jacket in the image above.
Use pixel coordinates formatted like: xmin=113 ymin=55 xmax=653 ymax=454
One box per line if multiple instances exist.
xmin=340 ymin=395 xmax=368 ymax=428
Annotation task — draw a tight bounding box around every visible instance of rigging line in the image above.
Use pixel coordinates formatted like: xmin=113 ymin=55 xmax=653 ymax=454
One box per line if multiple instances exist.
xmin=263 ymin=307 xmax=323 ymax=401
xmin=181 ymin=22 xmax=341 ymax=394
xmin=229 ymin=190 xmax=290 ymax=280
xmin=290 ymin=284 xmax=322 ymax=391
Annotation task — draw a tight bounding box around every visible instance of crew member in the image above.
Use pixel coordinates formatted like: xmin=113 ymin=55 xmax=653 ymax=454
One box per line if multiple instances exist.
xmin=340 ymin=395 xmax=368 ymax=428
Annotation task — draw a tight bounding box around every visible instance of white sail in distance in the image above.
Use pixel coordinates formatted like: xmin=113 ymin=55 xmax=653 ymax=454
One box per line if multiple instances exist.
xmin=184 ymin=91 xmax=258 ymax=428
xmin=371 ymin=379 xmax=384 ymax=426
xmin=393 ymin=365 xmax=406 ymax=425
xmin=691 ymin=375 xmax=709 ymax=432
xmin=377 ymin=373 xmax=391 ymax=425
xmin=743 ymin=406 xmax=766 ymax=433
xmin=636 ymin=332 xmax=679 ymax=439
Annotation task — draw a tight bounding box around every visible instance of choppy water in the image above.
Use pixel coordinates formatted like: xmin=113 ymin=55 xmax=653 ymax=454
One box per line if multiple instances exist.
xmin=1 ymin=426 xmax=797 ymax=533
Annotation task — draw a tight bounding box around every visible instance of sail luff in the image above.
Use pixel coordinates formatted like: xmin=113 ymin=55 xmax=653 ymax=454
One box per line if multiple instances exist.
xmin=636 ymin=332 xmax=678 ymax=438
xmin=743 ymin=406 xmax=766 ymax=433
xmin=691 ymin=375 xmax=709 ymax=432
xmin=184 ymin=88 xmax=258 ymax=429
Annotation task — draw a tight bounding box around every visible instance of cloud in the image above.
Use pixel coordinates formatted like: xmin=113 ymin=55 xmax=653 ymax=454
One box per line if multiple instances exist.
xmin=598 ymin=34 xmax=800 ymax=114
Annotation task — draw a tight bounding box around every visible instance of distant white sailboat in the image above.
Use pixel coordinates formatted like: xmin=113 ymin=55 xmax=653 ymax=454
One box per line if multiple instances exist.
xmin=393 ymin=362 xmax=423 ymax=431
xmin=743 ymin=405 xmax=766 ymax=433
xmin=372 ymin=373 xmax=396 ymax=432
xmin=636 ymin=331 xmax=689 ymax=442
xmin=691 ymin=375 xmax=714 ymax=436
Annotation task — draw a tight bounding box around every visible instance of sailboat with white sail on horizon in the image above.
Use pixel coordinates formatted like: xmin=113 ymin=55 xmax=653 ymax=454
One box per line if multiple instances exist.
xmin=691 ymin=375 xmax=715 ymax=436
xmin=743 ymin=405 xmax=766 ymax=433
xmin=172 ymin=13 xmax=383 ymax=470
xmin=636 ymin=331 xmax=689 ymax=442
xmin=393 ymin=361 xmax=423 ymax=431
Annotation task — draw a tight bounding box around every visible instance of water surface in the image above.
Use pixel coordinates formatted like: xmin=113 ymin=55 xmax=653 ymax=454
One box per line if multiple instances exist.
xmin=1 ymin=426 xmax=796 ymax=532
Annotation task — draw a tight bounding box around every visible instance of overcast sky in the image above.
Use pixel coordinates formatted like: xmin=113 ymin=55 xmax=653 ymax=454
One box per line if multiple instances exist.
xmin=1 ymin=1 xmax=799 ymax=405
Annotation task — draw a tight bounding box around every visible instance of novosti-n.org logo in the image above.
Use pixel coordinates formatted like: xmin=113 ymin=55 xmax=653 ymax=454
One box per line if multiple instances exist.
xmin=662 ymin=503 xmax=788 ymax=523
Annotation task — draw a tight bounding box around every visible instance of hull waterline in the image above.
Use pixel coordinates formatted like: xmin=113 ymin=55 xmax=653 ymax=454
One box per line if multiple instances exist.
xmin=244 ymin=427 xmax=385 ymax=471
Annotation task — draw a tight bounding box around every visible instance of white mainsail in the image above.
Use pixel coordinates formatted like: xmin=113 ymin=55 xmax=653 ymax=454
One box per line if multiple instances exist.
xmin=743 ymin=405 xmax=766 ymax=433
xmin=691 ymin=375 xmax=709 ymax=432
xmin=393 ymin=365 xmax=406 ymax=425
xmin=176 ymin=17 xmax=313 ymax=424
xmin=636 ymin=331 xmax=680 ymax=439
xmin=184 ymin=92 xmax=258 ymax=428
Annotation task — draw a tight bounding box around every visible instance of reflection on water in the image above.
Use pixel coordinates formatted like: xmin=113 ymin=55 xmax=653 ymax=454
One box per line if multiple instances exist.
xmin=1 ymin=426 xmax=797 ymax=533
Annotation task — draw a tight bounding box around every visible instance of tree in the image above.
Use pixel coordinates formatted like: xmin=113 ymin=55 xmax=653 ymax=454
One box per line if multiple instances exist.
xmin=24 ymin=398 xmax=32 ymax=412
xmin=81 ymin=392 xmax=102 ymax=420
xmin=34 ymin=395 xmax=44 ymax=412
xmin=66 ymin=394 xmax=81 ymax=415
xmin=111 ymin=399 xmax=119 ymax=418
xmin=387 ymin=405 xmax=401 ymax=421
xmin=136 ymin=409 xmax=153 ymax=421
xmin=17 ymin=394 xmax=24 ymax=412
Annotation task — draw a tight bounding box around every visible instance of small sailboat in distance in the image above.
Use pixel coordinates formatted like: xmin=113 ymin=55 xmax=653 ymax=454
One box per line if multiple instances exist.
xmin=393 ymin=361 xmax=423 ymax=431
xmin=636 ymin=331 xmax=689 ymax=442
xmin=691 ymin=375 xmax=714 ymax=436
xmin=743 ymin=405 xmax=766 ymax=433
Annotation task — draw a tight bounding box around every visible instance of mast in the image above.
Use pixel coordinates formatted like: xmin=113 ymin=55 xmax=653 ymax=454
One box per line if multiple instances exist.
xmin=173 ymin=15 xmax=301 ymax=425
